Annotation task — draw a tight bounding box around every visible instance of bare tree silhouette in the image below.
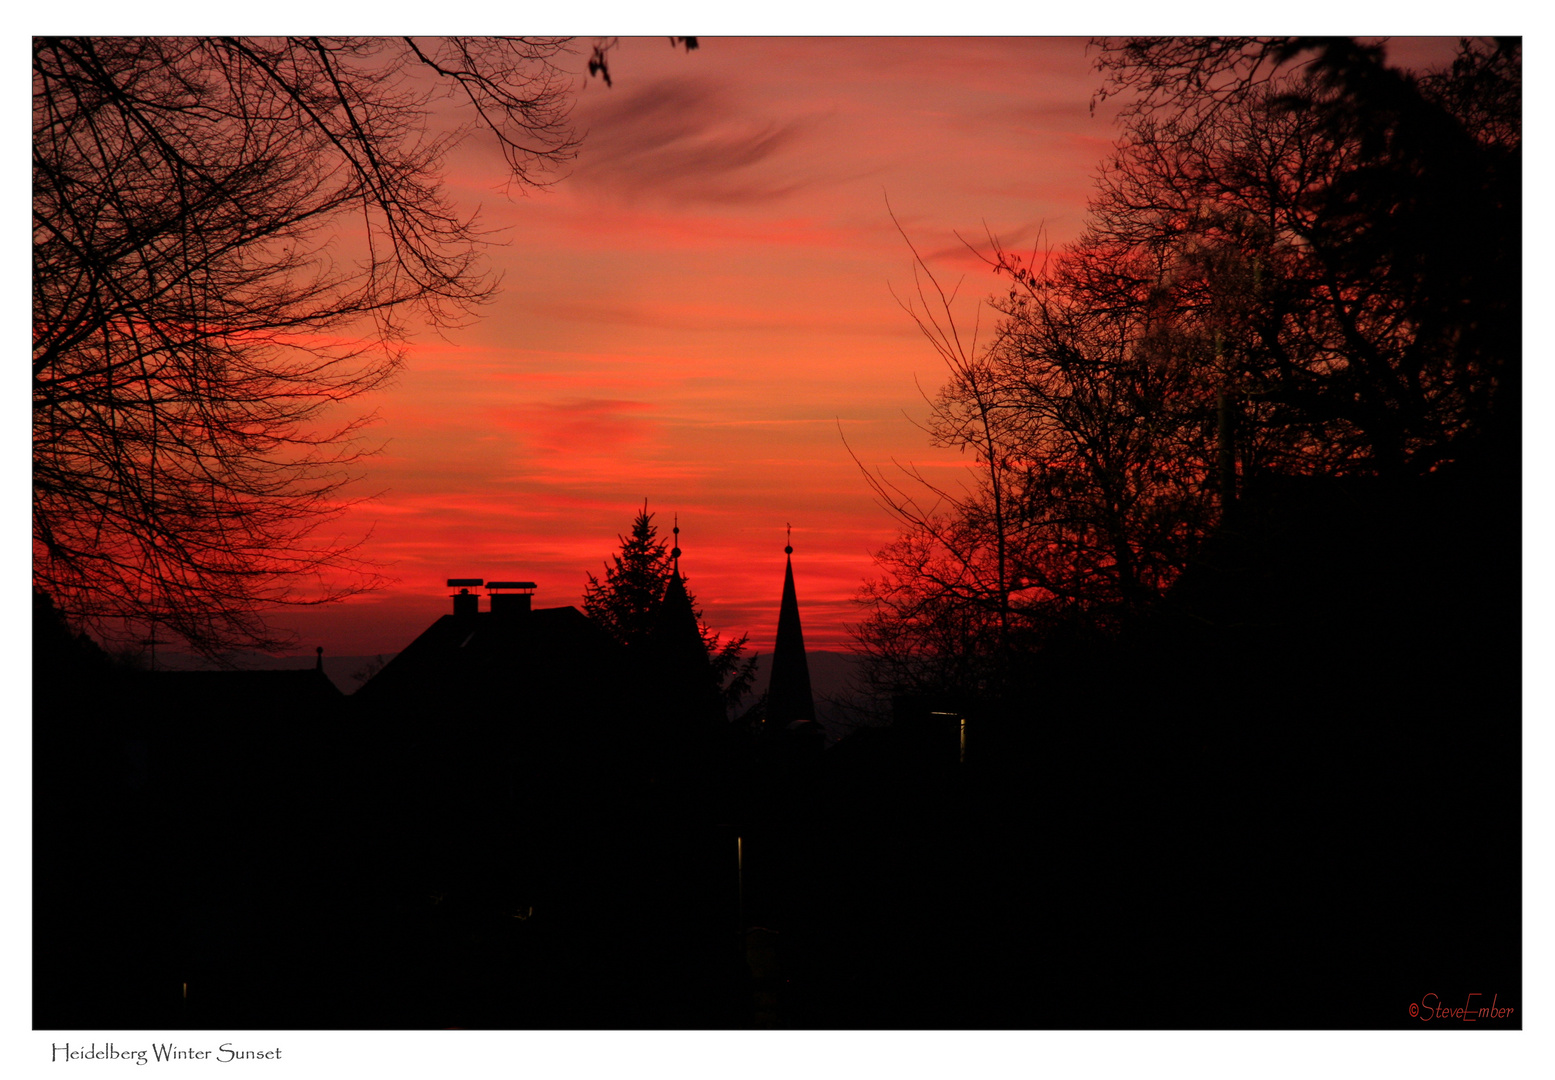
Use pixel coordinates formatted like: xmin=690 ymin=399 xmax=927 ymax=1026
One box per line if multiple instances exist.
xmin=1088 ymin=36 xmax=1520 ymax=476
xmin=34 ymin=37 xmax=583 ymax=656
xmin=854 ymin=37 xmax=1519 ymax=698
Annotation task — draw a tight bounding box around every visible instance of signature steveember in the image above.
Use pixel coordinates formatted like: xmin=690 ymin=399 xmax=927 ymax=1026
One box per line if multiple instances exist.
xmin=1408 ymin=993 xmax=1515 ymax=1022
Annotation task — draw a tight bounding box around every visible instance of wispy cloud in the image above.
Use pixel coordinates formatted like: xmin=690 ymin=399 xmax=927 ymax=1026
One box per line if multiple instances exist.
xmin=572 ymin=77 xmax=813 ymax=206
xmin=491 ymin=397 xmax=656 ymax=457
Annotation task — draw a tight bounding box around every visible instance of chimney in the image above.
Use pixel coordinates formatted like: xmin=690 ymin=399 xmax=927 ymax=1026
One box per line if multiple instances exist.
xmin=487 ymin=581 xmax=536 ymax=618
xmin=448 ymin=578 xmax=483 ymax=618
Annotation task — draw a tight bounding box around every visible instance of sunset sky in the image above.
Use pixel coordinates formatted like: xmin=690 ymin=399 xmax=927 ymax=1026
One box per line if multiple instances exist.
xmin=269 ymin=35 xmax=1459 ymax=660
xmin=15 ymin=24 xmax=1545 ymax=1077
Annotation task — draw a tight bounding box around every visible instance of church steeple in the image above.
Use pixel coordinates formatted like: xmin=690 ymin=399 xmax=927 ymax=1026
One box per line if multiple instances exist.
xmin=767 ymin=527 xmax=815 ymax=726
xmin=650 ymin=517 xmax=722 ymax=730
xmin=654 ymin=518 xmax=709 ymax=675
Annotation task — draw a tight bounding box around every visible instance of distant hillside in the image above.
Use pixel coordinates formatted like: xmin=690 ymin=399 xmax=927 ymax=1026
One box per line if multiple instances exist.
xmin=744 ymin=648 xmax=860 ymax=703
xmin=743 ymin=648 xmax=878 ymax=743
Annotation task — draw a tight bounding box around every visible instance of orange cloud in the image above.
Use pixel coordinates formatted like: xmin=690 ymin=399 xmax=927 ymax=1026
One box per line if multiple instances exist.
xmin=275 ymin=37 xmax=1443 ymax=663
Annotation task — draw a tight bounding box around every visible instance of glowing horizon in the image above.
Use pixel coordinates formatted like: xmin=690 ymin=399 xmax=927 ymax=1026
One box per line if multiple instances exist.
xmin=245 ymin=36 xmax=1458 ymax=660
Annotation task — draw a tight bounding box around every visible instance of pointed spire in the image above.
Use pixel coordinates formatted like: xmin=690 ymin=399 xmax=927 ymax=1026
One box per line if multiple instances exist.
xmin=656 ymin=514 xmax=699 ymax=656
xmin=657 ymin=563 xmax=703 ymax=659
xmin=767 ymin=529 xmax=815 ymax=725
xmin=650 ymin=520 xmax=721 ymax=730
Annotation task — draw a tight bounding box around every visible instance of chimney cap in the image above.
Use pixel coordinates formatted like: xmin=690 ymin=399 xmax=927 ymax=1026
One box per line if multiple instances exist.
xmin=486 ymin=581 xmax=536 ymax=591
xmin=447 ymin=577 xmax=484 ymax=588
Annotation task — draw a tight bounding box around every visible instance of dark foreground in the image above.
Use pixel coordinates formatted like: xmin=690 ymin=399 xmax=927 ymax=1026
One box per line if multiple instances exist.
xmin=34 ymin=470 xmax=1518 ymax=1030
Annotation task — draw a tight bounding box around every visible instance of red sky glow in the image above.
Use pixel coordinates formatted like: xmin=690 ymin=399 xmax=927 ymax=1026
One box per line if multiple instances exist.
xmin=260 ymin=35 xmax=1457 ymax=661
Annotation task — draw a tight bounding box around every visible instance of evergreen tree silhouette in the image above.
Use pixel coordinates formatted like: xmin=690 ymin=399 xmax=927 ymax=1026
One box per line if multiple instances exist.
xmin=583 ymin=502 xmax=675 ymax=651
xmin=583 ymin=502 xmax=758 ymax=710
